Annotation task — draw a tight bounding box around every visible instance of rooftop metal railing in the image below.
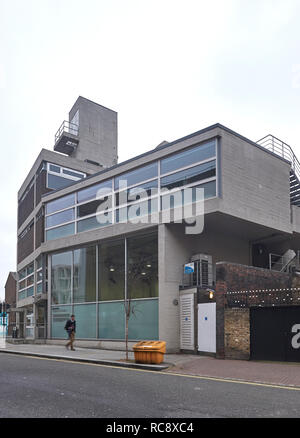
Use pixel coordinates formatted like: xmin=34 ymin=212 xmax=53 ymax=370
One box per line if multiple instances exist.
xmin=257 ymin=134 xmax=300 ymax=182
xmin=55 ymin=120 xmax=79 ymax=144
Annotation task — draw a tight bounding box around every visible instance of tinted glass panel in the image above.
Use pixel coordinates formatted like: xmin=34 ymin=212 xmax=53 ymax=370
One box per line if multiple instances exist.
xmin=73 ymin=247 xmax=96 ymax=303
xmin=51 ymin=305 xmax=72 ymax=338
xmin=128 ymin=299 xmax=158 ymax=340
xmin=116 ymin=199 xmax=158 ymax=223
xmin=26 ymin=286 xmax=34 ymax=297
xmin=46 ymin=208 xmax=75 ymax=228
xmin=160 ymin=160 xmax=216 ymax=191
xmin=74 ymin=304 xmax=97 ymax=338
xmin=77 ymin=197 xmax=112 ymax=218
xmin=98 ymin=302 xmax=125 ymax=339
xmin=160 ymin=140 xmax=216 ymax=175
xmin=161 ymin=180 xmax=217 ymax=210
xmin=51 ymin=252 xmax=72 ymax=304
xmin=19 ymin=268 xmax=27 ymax=280
xmin=77 ymin=180 xmax=112 ymax=203
xmin=46 ymin=223 xmax=75 ymax=241
xmin=46 ymin=194 xmax=75 ymax=215
xmin=19 ymin=279 xmax=26 ymax=290
xmin=127 ymin=234 xmax=158 ymax=299
xmin=62 ymin=169 xmax=85 ymax=178
xmin=77 ymin=212 xmax=112 ymax=233
xmin=99 ymin=240 xmax=125 ymax=301
xmin=116 ymin=180 xmax=158 ymax=207
xmin=114 ymin=162 xmax=158 ymax=190
xmin=47 ymin=173 xmax=76 ymax=190
xmin=36 ymin=256 xmax=42 ymax=270
xmin=27 ymin=275 xmax=34 ymax=286
xmin=18 ymin=291 xmax=26 ymax=300
xmin=49 ymin=164 xmax=60 ymax=173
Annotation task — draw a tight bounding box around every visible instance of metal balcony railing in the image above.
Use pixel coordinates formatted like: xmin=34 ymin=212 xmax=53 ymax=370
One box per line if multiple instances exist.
xmin=257 ymin=134 xmax=300 ymax=182
xmin=55 ymin=120 xmax=79 ymax=144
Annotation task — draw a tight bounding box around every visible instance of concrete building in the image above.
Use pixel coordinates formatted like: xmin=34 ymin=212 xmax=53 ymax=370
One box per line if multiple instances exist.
xmin=12 ymin=96 xmax=300 ymax=357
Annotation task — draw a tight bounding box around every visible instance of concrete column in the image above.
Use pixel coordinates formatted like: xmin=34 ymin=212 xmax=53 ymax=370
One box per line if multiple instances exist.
xmin=158 ymin=224 xmax=191 ymax=352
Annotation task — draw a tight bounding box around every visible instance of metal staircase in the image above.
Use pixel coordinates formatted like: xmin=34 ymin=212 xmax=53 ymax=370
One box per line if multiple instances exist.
xmin=257 ymin=135 xmax=300 ymax=206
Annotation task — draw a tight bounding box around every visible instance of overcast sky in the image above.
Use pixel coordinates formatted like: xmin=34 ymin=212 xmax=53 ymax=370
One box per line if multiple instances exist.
xmin=0 ymin=0 xmax=300 ymax=300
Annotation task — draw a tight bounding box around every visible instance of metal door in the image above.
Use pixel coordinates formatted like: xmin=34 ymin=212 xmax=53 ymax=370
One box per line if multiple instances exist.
xmin=197 ymin=303 xmax=216 ymax=353
xmin=250 ymin=306 xmax=300 ymax=362
xmin=179 ymin=293 xmax=195 ymax=350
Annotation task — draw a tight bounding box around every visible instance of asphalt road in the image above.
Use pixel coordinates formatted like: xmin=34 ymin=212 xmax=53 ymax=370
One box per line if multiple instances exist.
xmin=0 ymin=353 xmax=300 ymax=418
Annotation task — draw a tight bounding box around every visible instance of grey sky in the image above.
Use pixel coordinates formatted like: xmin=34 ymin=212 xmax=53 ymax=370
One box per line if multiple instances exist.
xmin=0 ymin=0 xmax=300 ymax=299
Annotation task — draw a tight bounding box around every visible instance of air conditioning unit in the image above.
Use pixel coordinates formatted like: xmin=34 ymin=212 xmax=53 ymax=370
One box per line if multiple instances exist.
xmin=190 ymin=254 xmax=213 ymax=287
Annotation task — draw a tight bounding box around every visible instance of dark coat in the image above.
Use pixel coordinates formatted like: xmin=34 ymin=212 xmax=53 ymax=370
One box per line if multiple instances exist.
xmin=65 ymin=319 xmax=76 ymax=333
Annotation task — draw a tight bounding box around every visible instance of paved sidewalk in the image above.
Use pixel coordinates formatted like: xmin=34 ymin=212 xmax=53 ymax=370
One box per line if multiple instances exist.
xmin=166 ymin=356 xmax=300 ymax=388
xmin=0 ymin=340 xmax=195 ymax=371
xmin=1 ymin=340 xmax=300 ymax=388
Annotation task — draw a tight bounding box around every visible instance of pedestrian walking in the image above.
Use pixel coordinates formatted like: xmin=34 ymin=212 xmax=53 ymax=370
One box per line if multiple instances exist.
xmin=65 ymin=314 xmax=76 ymax=351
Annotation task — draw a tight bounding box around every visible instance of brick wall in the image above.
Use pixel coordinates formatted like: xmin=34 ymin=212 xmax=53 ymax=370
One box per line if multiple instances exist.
xmin=224 ymin=308 xmax=250 ymax=360
xmin=216 ymin=262 xmax=292 ymax=360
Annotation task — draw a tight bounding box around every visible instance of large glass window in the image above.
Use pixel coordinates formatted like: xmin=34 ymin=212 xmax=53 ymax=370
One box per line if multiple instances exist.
xmin=46 ymin=223 xmax=75 ymax=241
xmin=50 ymin=233 xmax=159 ymax=341
xmin=51 ymin=252 xmax=72 ymax=304
xmin=160 ymin=160 xmax=216 ymax=191
xmin=73 ymin=304 xmax=97 ymax=338
xmin=46 ymin=208 xmax=75 ymax=228
xmin=128 ymin=299 xmax=158 ymax=340
xmin=47 ymin=174 xmax=78 ymax=190
xmin=98 ymin=302 xmax=125 ymax=339
xmin=77 ymin=197 xmax=112 ymax=218
xmin=18 ymin=262 xmax=35 ymax=302
xmin=116 ymin=199 xmax=158 ymax=224
xmin=73 ymin=247 xmax=96 ymax=303
xmin=77 ymin=180 xmax=112 ymax=204
xmin=77 ymin=212 xmax=112 ymax=233
xmin=114 ymin=162 xmax=158 ymax=190
xmin=51 ymin=306 xmax=72 ymax=338
xmin=115 ymin=180 xmax=158 ymax=207
xmin=160 ymin=139 xmax=216 ymax=175
xmin=98 ymin=240 xmax=125 ymax=301
xmin=46 ymin=193 xmax=76 ymax=215
xmin=127 ymin=234 xmax=158 ymax=299
xmin=161 ymin=179 xmax=217 ymax=210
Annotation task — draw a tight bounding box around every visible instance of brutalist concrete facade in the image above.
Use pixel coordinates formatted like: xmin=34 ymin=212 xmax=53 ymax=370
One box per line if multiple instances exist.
xmin=12 ymin=97 xmax=300 ymax=354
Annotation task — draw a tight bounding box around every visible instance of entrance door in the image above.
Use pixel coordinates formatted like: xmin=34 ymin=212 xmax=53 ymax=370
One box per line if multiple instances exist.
xmin=197 ymin=303 xmax=216 ymax=353
xmin=250 ymin=306 xmax=300 ymax=362
xmin=179 ymin=293 xmax=195 ymax=351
